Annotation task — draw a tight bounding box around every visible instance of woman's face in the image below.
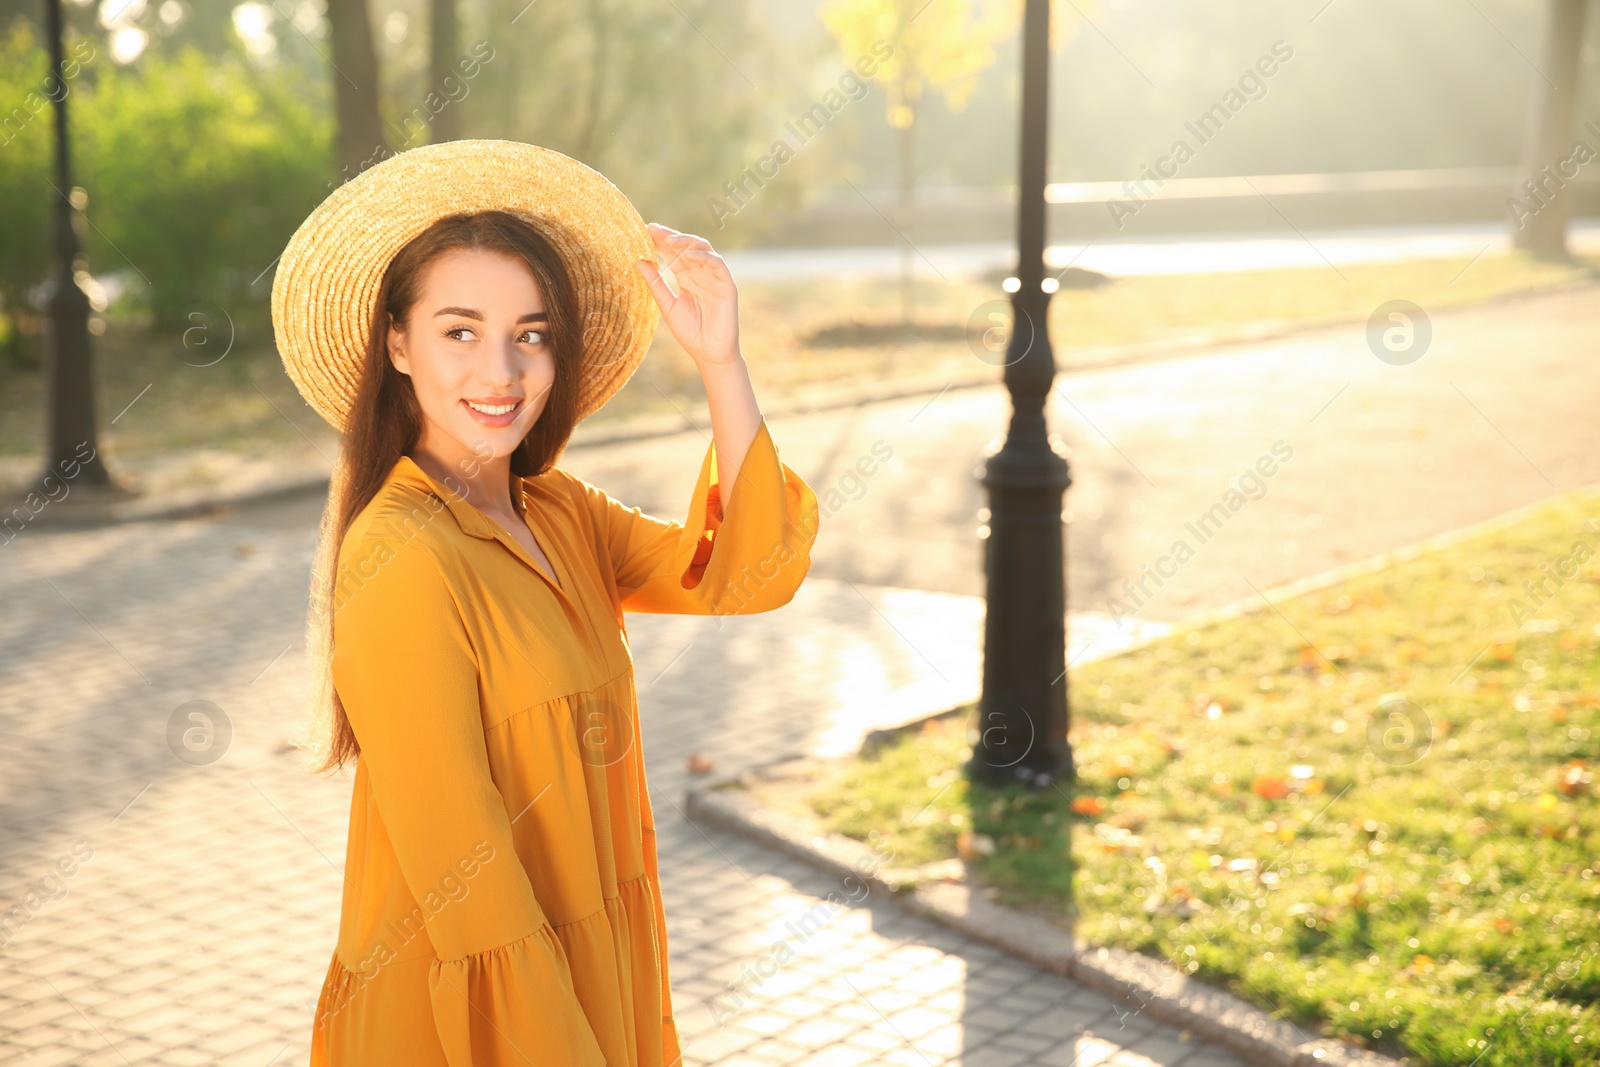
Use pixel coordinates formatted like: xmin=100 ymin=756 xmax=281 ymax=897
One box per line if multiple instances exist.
xmin=387 ymin=247 xmax=556 ymax=468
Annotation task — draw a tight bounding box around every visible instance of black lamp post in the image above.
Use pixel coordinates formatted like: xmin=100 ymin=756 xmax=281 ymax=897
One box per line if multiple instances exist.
xmin=33 ymin=0 xmax=114 ymax=496
xmin=967 ymin=0 xmax=1072 ymax=786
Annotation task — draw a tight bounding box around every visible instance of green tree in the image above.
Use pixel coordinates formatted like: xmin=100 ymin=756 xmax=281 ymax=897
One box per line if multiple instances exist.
xmin=78 ymin=48 xmax=333 ymax=327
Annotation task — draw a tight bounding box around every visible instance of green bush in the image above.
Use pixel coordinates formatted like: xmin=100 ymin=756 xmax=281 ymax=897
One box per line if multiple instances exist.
xmin=0 ymin=28 xmax=333 ymax=341
xmin=80 ymin=47 xmax=333 ymax=329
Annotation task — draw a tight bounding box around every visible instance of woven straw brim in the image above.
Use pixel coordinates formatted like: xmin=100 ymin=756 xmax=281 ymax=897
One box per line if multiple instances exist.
xmin=271 ymin=140 xmax=659 ymax=434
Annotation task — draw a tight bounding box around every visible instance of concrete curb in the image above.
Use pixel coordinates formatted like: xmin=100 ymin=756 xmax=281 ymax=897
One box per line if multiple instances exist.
xmin=6 ymin=464 xmax=337 ymax=528
xmin=685 ymin=762 xmax=1408 ymax=1067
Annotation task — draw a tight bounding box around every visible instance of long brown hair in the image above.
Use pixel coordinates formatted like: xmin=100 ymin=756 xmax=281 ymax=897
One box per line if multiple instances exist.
xmin=300 ymin=211 xmax=584 ymax=773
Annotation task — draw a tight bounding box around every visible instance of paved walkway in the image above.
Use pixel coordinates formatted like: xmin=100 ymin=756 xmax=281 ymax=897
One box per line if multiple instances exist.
xmin=0 ymin=490 xmax=1235 ymax=1066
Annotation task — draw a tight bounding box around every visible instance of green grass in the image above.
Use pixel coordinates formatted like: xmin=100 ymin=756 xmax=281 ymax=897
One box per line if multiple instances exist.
xmin=2 ymin=250 xmax=1594 ymax=463
xmin=784 ymin=488 xmax=1600 ymax=1067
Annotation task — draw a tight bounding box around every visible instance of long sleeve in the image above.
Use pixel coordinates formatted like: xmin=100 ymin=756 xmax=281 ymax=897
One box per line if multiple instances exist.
xmin=329 ymin=536 xmax=606 ymax=1067
xmin=575 ymin=416 xmax=819 ymax=616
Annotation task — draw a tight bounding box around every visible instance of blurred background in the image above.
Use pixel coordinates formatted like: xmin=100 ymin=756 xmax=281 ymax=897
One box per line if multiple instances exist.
xmin=2 ymin=0 xmax=1597 ymax=486
xmin=3 ymin=2 xmax=1600 ymax=1066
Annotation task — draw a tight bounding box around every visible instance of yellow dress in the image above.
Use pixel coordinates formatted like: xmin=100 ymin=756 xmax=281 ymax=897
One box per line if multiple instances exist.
xmin=310 ymin=418 xmax=818 ymax=1066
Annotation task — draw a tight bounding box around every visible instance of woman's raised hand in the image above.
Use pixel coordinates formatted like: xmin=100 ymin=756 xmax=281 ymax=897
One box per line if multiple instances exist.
xmin=635 ymin=223 xmax=742 ymax=367
xmin=635 ymin=223 xmax=760 ymax=499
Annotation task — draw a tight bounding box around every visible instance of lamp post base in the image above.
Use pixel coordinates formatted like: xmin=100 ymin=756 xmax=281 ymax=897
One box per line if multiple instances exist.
xmin=969 ymin=433 xmax=1073 ymax=788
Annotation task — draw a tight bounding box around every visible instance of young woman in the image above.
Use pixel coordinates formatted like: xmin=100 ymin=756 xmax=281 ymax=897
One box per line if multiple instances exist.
xmin=271 ymin=141 xmax=819 ymax=1065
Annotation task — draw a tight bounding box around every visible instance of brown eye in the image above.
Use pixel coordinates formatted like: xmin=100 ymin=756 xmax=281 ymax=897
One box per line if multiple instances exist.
xmin=518 ymin=328 xmax=546 ymax=346
xmin=445 ymin=325 xmax=476 ymax=341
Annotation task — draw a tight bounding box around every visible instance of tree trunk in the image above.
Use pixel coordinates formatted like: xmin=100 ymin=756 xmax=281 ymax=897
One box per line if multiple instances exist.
xmin=327 ymin=0 xmax=387 ymax=179
xmin=574 ymin=0 xmax=610 ymax=158
xmin=1510 ymin=0 xmax=1588 ymax=257
xmin=429 ymin=0 xmax=461 ymax=142
xmin=897 ymin=107 xmax=914 ymax=327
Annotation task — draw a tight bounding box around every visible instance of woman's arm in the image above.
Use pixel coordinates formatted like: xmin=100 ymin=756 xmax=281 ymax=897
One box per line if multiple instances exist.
xmin=566 ymin=416 xmax=817 ymax=616
xmin=606 ymin=224 xmax=818 ymax=616
xmin=636 ymin=223 xmax=760 ymax=508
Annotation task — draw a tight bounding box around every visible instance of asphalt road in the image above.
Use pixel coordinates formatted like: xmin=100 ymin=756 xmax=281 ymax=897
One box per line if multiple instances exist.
xmin=718 ymin=221 xmax=1600 ymax=281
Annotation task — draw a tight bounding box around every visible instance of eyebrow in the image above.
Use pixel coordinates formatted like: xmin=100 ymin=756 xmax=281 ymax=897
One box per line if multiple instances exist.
xmin=432 ymin=307 xmax=549 ymax=324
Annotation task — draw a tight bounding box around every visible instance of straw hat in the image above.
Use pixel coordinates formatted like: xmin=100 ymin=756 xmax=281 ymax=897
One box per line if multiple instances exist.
xmin=271 ymin=139 xmax=660 ymax=434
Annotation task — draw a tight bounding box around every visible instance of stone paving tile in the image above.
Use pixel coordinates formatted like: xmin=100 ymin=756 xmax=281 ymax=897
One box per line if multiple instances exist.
xmin=1012 ymin=999 xmax=1114 ymax=1043
xmin=958 ymin=1045 xmax=1038 ymax=1067
xmin=1028 ymin=1034 xmax=1124 ymax=1067
xmin=986 ymin=1032 xmax=1058 ymax=1057
xmin=0 ymin=488 xmax=1245 ymax=1066
xmin=1172 ymin=1047 xmax=1260 ymax=1067
xmin=791 ymin=1044 xmax=878 ymax=1067
xmin=1114 ymin=1025 xmax=1203 ymax=1066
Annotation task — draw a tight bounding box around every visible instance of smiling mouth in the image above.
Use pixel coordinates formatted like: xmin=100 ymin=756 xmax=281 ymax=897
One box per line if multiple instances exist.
xmin=465 ymin=399 xmax=521 ymax=416
xmin=461 ymin=398 xmax=524 ymax=426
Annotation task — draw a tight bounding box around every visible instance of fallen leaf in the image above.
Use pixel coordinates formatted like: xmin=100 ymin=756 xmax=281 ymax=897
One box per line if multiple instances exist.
xmin=1071 ymin=796 xmax=1107 ymax=817
xmin=1252 ymin=776 xmax=1291 ymax=800
xmin=957 ymin=831 xmax=995 ymax=859
xmin=1557 ymin=761 xmax=1592 ymax=795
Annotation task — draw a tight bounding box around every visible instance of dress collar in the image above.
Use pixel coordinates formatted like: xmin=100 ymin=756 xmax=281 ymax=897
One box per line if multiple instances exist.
xmin=386 ymin=453 xmax=570 ymax=600
xmin=387 ymin=453 xmax=523 ymax=542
